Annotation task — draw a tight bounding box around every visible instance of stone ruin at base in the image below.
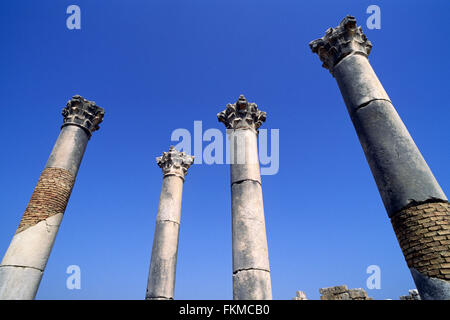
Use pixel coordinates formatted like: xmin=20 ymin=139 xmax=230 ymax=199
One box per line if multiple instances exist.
xmin=319 ymin=285 xmax=372 ymax=300
xmin=292 ymin=291 xmax=308 ymax=300
xmin=399 ymin=289 xmax=421 ymax=300
xmin=293 ymin=285 xmax=422 ymax=300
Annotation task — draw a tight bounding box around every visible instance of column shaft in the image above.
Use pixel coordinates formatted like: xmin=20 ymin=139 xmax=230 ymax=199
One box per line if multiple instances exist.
xmin=146 ymin=146 xmax=193 ymax=300
xmin=146 ymin=176 xmax=183 ymax=300
xmin=0 ymin=95 xmax=104 ymax=299
xmin=218 ymin=95 xmax=272 ymax=300
xmin=334 ymin=54 xmax=446 ymax=215
xmin=230 ymin=129 xmax=272 ymax=300
xmin=310 ymin=16 xmax=450 ymax=299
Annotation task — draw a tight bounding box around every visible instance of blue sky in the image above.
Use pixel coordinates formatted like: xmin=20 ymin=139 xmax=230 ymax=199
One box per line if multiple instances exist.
xmin=0 ymin=0 xmax=448 ymax=300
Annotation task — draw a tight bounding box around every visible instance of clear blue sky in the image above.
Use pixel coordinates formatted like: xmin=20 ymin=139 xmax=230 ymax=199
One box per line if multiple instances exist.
xmin=0 ymin=0 xmax=448 ymax=300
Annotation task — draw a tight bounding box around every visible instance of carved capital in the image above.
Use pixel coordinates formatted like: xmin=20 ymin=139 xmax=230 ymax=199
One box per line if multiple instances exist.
xmin=217 ymin=95 xmax=266 ymax=131
xmin=157 ymin=146 xmax=194 ymax=180
xmin=61 ymin=95 xmax=105 ymax=136
xmin=309 ymin=15 xmax=372 ymax=74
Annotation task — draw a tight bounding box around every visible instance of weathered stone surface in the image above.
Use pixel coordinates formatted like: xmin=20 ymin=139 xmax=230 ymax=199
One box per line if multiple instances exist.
xmin=319 ymin=285 xmax=372 ymax=300
xmin=351 ymin=100 xmax=446 ymax=216
xmin=156 ymin=175 xmax=183 ymax=223
xmin=228 ymin=129 xmax=261 ymax=184
xmin=233 ymin=269 xmax=272 ymax=300
xmin=319 ymin=285 xmax=348 ymax=295
xmin=310 ymin=16 xmax=449 ymax=300
xmin=157 ymin=146 xmax=194 ymax=181
xmin=146 ymin=147 xmax=193 ymax=300
xmin=231 ymin=180 xmax=270 ymax=272
xmin=1 ymin=213 xmax=63 ymax=272
xmin=0 ymin=95 xmax=104 ymax=300
xmin=0 ymin=266 xmax=43 ymax=300
xmin=219 ymin=95 xmax=272 ymax=300
xmin=311 ymin=16 xmax=447 ymax=216
xmin=62 ymin=95 xmax=104 ymax=136
xmin=146 ymin=220 xmax=180 ymax=300
xmin=399 ymin=289 xmax=421 ymax=300
xmin=45 ymin=125 xmax=89 ymax=176
xmin=217 ymin=95 xmax=266 ymax=132
xmin=309 ymin=15 xmax=372 ymax=75
xmin=410 ymin=268 xmax=450 ymax=300
xmin=348 ymin=288 xmax=368 ymax=299
xmin=336 ymin=293 xmax=350 ymax=300
xmin=292 ymin=291 xmax=308 ymax=300
xmin=0 ymin=212 xmax=65 ymax=300
xmin=334 ymin=54 xmax=390 ymax=114
xmin=46 ymin=95 xmax=103 ymax=175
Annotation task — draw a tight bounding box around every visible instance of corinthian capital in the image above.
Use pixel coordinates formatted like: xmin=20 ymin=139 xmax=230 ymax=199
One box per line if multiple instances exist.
xmin=157 ymin=146 xmax=194 ymax=180
xmin=62 ymin=95 xmax=105 ymax=136
xmin=309 ymin=15 xmax=372 ymax=74
xmin=217 ymin=95 xmax=266 ymax=131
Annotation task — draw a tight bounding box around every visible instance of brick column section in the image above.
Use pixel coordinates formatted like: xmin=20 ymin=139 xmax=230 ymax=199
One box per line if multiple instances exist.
xmin=146 ymin=146 xmax=194 ymax=300
xmin=218 ymin=95 xmax=272 ymax=300
xmin=0 ymin=95 xmax=104 ymax=300
xmin=310 ymin=16 xmax=450 ymax=299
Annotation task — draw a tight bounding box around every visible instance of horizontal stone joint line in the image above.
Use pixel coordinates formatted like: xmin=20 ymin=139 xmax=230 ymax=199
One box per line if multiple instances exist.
xmin=231 ymin=179 xmax=261 ymax=187
xmin=146 ymin=296 xmax=173 ymax=300
xmin=333 ymin=51 xmax=368 ymax=72
xmin=391 ymin=198 xmax=449 ymax=218
xmin=352 ymin=98 xmax=393 ymax=115
xmin=234 ymin=216 xmax=265 ymax=223
xmin=229 ymin=127 xmax=257 ymax=133
xmin=163 ymin=174 xmax=185 ymax=182
xmin=61 ymin=123 xmax=93 ymax=139
xmin=156 ymin=219 xmax=180 ymax=226
xmin=233 ymin=267 xmax=270 ymax=275
xmin=0 ymin=264 xmax=44 ymax=272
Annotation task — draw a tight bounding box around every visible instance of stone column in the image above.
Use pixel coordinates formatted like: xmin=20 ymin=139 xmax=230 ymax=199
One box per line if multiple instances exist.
xmin=217 ymin=95 xmax=272 ymax=300
xmin=310 ymin=16 xmax=450 ymax=299
xmin=146 ymin=146 xmax=194 ymax=300
xmin=0 ymin=95 xmax=104 ymax=300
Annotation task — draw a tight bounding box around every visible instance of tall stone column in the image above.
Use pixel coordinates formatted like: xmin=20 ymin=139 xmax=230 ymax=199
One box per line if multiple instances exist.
xmin=0 ymin=95 xmax=104 ymax=300
xmin=310 ymin=16 xmax=450 ymax=299
xmin=146 ymin=146 xmax=194 ymax=300
xmin=218 ymin=95 xmax=272 ymax=300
